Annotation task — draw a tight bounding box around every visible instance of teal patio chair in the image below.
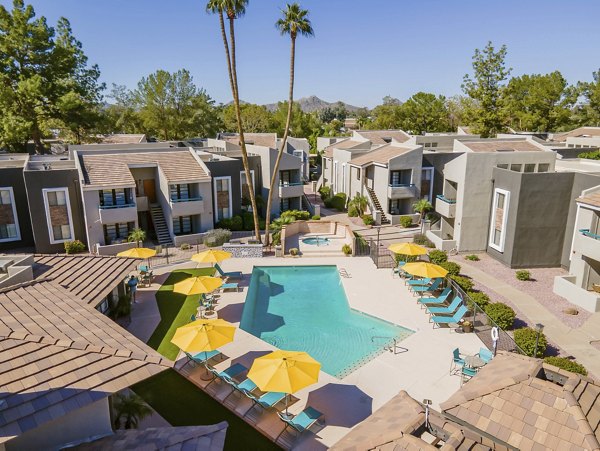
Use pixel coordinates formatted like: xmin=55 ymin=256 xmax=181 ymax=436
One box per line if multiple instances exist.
xmin=407 ymin=277 xmax=431 ymax=287
xmin=426 ymin=296 xmax=461 ymax=316
xmin=392 ymin=261 xmax=406 ymax=278
xmin=430 ymin=305 xmax=468 ymax=328
xmin=214 ymin=263 xmax=242 ymax=279
xmin=450 ymin=348 xmax=465 ymax=375
xmin=277 ymin=406 xmax=324 ymax=439
xmin=182 ymin=350 xmax=221 ymax=369
xmin=417 ymin=287 xmax=452 ymax=307
xmin=242 ymin=390 xmax=287 ymax=415
xmin=461 ymin=366 xmax=478 ymax=385
xmin=220 ymin=282 xmax=240 ymax=292
xmin=478 ymin=347 xmax=494 ymax=364
xmin=411 ymin=278 xmax=442 ymax=294
xmin=206 ymin=362 xmax=247 ymax=388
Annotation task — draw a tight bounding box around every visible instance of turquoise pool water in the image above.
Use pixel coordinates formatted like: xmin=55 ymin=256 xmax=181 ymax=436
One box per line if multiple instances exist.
xmin=240 ymin=265 xmax=413 ymax=378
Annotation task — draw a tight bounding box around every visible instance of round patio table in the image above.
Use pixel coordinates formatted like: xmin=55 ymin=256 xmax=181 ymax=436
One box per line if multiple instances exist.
xmin=465 ymin=355 xmax=485 ymax=369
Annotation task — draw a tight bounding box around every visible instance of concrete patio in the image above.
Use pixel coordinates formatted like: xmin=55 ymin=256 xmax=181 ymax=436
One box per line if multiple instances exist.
xmin=128 ymin=256 xmax=483 ymax=449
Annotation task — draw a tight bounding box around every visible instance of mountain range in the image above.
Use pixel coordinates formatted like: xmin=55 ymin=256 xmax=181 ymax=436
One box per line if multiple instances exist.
xmin=226 ymin=95 xmax=364 ymax=113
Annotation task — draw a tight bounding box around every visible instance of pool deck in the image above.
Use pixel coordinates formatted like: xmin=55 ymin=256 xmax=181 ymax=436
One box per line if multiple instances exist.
xmin=129 ymin=256 xmax=483 ymax=449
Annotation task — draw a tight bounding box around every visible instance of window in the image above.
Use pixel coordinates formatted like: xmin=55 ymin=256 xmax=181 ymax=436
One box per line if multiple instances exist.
xmin=389 ymin=199 xmax=411 ymax=215
xmin=170 ymin=184 xmax=190 ymax=201
xmin=390 ymin=169 xmax=412 ymax=186
xmin=489 ymin=188 xmax=510 ymax=252
xmin=421 ymin=168 xmax=434 ymax=201
xmin=538 ymin=164 xmax=549 ymax=173
xmin=524 ymin=164 xmax=536 ymax=173
xmin=103 ymin=222 xmax=134 ymax=244
xmin=240 ymin=170 xmax=255 ymax=201
xmin=0 ymin=187 xmax=20 ymax=242
xmin=497 ymin=164 xmax=508 ymax=169
xmin=510 ymin=164 xmax=522 ymax=172
xmin=43 ymin=188 xmax=74 ymax=244
xmin=99 ymin=188 xmax=132 ymax=207
xmin=214 ymin=177 xmax=232 ymax=222
xmin=280 ymin=198 xmax=290 ymax=211
xmin=355 ymin=167 xmax=360 ymax=181
xmin=173 ymin=216 xmax=192 ymax=235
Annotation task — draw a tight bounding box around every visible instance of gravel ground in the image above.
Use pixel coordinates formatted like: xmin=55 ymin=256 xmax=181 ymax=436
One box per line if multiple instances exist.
xmin=451 ymin=253 xmax=591 ymax=329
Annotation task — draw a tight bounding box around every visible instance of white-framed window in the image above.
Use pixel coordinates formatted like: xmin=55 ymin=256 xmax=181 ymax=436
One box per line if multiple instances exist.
xmin=213 ymin=176 xmax=232 ymax=222
xmin=0 ymin=187 xmax=20 ymax=242
xmin=239 ymin=170 xmax=255 ymax=200
xmin=489 ymin=188 xmax=510 ymax=252
xmin=43 ymin=187 xmax=75 ymax=244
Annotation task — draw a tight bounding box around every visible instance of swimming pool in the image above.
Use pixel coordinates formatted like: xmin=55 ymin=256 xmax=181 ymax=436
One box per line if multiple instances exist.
xmin=240 ymin=265 xmax=413 ymax=378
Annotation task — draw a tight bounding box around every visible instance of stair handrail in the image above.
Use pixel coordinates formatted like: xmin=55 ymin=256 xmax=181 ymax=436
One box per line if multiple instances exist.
xmin=302 ymin=193 xmax=315 ymax=215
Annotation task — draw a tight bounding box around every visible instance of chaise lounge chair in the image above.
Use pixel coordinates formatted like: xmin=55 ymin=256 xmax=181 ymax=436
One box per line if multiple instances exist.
xmin=183 ymin=350 xmax=222 ymax=368
xmin=206 ymin=362 xmax=247 ymax=388
xmin=243 ymin=390 xmax=287 ymax=414
xmin=215 ymin=263 xmax=242 ymax=279
xmin=417 ymin=287 xmax=452 ymax=307
xmin=277 ymin=406 xmax=324 ymax=439
xmin=430 ymin=305 xmax=468 ymax=328
xmin=392 ymin=261 xmax=406 ymax=278
xmin=411 ymin=278 xmax=442 ymax=294
xmin=407 ymin=277 xmax=431 ymax=287
xmin=426 ymin=296 xmax=462 ymax=315
xmin=220 ymin=282 xmax=240 ymax=292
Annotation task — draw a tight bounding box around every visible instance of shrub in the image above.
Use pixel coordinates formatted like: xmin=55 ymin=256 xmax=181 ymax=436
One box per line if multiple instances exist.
xmin=440 ymin=261 xmax=461 ymax=276
xmin=342 ymin=244 xmax=352 ymax=255
xmin=450 ymin=275 xmax=474 ymax=292
xmin=516 ymin=270 xmax=531 ymax=281
xmin=281 ymin=210 xmax=310 ymax=221
xmin=578 ymin=150 xmax=600 ymax=160
xmin=484 ymin=302 xmax=516 ymax=330
xmin=413 ymin=233 xmax=435 ymax=248
xmin=399 ymin=216 xmax=413 ymax=228
xmin=465 ymin=254 xmax=480 ymax=261
xmin=64 ymin=240 xmax=86 ymax=254
xmin=330 ymin=193 xmax=347 ymax=211
xmin=216 ymin=215 xmax=243 ymax=231
xmin=180 ymin=243 xmax=192 ymax=250
xmin=241 ymin=212 xmax=255 ymax=231
xmin=514 ymin=327 xmax=547 ymax=357
xmin=466 ymin=290 xmax=490 ymax=309
xmin=347 ymin=204 xmax=359 ymax=217
xmin=362 ymin=214 xmax=374 ymax=226
xmin=428 ymin=249 xmax=448 ymax=265
xmin=203 ymin=229 xmax=231 ymax=247
xmin=395 ymin=253 xmax=418 ymax=264
xmin=289 ymin=247 xmax=299 ymax=256
xmin=544 ymin=356 xmax=588 ymax=376
xmin=110 ymin=294 xmax=131 ymax=319
xmin=311 ymin=215 xmax=321 ymax=220
xmin=318 ymin=186 xmax=331 ymax=200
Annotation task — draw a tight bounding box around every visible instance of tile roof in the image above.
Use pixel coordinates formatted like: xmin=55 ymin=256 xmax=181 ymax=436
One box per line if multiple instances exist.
xmin=322 ymin=139 xmax=368 ymax=158
xmin=349 ymin=144 xmax=413 ymax=166
xmin=220 ymin=133 xmax=278 ymax=148
xmin=554 ymin=127 xmax=600 ymax=142
xmin=78 ymin=149 xmax=209 ymax=188
xmin=72 ymin=423 xmax=228 ymax=450
xmin=577 ymin=192 xmax=600 ymax=209
xmin=0 ymin=281 xmax=171 ymax=443
xmin=98 ymin=134 xmax=146 ymax=144
xmin=33 ymin=254 xmax=139 ymax=306
xmin=440 ymin=352 xmax=600 ymax=451
xmin=463 ymin=140 xmax=542 ymax=153
xmin=354 ymin=130 xmax=411 ymax=145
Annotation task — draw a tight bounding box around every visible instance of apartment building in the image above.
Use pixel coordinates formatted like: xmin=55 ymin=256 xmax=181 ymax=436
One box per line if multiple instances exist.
xmin=552 ymin=126 xmax=600 ymax=149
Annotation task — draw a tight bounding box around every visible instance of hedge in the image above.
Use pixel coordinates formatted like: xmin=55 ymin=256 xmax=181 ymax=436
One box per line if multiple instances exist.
xmin=399 ymin=216 xmax=413 ymax=228
xmin=466 ymin=290 xmax=490 ymax=309
xmin=362 ymin=214 xmax=374 ymax=226
xmin=484 ymin=302 xmax=516 ymax=330
xmin=449 ymin=275 xmax=474 ymax=292
xmin=514 ymin=327 xmax=547 ymax=357
xmin=428 ymin=250 xmax=448 ymax=265
xmin=440 ymin=261 xmax=461 ymax=276
xmin=413 ymin=233 xmax=435 ymax=248
xmin=544 ymin=356 xmax=587 ymax=376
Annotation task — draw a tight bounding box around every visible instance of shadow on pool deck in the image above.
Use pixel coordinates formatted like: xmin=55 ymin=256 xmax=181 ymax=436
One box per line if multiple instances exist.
xmin=306 ymin=383 xmax=373 ymax=428
xmin=231 ymin=350 xmax=273 ymax=371
xmin=217 ymin=302 xmax=245 ymax=323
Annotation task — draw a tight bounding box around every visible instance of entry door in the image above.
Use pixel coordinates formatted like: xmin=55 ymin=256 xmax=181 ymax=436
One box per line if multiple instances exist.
xmin=143 ymin=179 xmax=157 ymax=203
xmin=421 ymin=168 xmax=434 ymax=201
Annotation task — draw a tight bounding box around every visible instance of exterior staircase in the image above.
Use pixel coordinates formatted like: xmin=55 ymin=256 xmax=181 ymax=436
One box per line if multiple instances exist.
xmin=366 ymin=187 xmax=390 ymax=225
xmin=150 ymin=204 xmax=173 ymax=245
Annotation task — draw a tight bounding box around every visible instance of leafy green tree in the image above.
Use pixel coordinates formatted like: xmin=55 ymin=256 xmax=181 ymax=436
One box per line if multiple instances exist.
xmin=222 ymin=103 xmax=274 ymax=133
xmin=400 ymin=92 xmax=450 ymax=134
xmin=265 ymin=2 xmax=314 ymax=246
xmin=502 ymin=71 xmax=577 ymax=131
xmin=272 ymin=101 xmax=320 ymax=138
xmin=446 ymin=95 xmax=479 ymax=130
xmin=206 ymin=0 xmax=261 ymax=241
xmin=104 ymin=84 xmax=145 ymax=134
xmin=127 ymin=228 xmax=146 ymax=247
xmin=0 ymin=0 xmax=104 ymax=152
xmin=369 ymin=98 xmax=404 ymax=129
xmin=578 ymin=69 xmax=600 ymax=126
xmin=462 ymin=41 xmax=511 ymax=137
xmin=413 ymin=198 xmax=433 ymax=231
xmin=348 ymin=194 xmax=368 ymax=217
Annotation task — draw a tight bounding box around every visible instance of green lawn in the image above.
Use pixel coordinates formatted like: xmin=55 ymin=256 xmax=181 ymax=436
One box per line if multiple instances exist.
xmin=133 ymin=369 xmax=281 ymax=451
xmin=147 ymin=268 xmax=215 ymax=360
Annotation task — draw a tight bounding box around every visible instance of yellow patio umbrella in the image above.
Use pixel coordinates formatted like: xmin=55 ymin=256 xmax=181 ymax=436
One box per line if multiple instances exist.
xmin=117 ymin=247 xmax=157 ymax=259
xmin=191 ymin=249 xmax=232 ymax=264
xmin=387 ymin=242 xmax=427 ymax=256
xmin=402 ymin=262 xmax=448 ymax=279
xmin=247 ymin=350 xmax=321 ymax=416
xmin=173 ymin=276 xmax=223 ymax=296
xmin=170 ymin=318 xmax=236 ymax=355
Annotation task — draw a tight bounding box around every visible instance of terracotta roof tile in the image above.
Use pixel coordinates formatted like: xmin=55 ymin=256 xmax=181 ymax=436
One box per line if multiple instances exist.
xmin=349 ymin=144 xmax=414 ymax=166
xmin=463 ymin=140 xmax=542 ymax=152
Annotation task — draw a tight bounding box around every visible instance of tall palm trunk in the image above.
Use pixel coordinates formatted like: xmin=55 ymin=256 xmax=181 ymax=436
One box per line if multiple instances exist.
xmin=228 ymin=16 xmax=261 ymax=241
xmin=264 ymin=35 xmax=296 ymax=246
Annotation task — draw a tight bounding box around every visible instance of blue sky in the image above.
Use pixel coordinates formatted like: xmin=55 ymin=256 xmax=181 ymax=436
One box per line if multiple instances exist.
xmin=4 ymin=0 xmax=600 ymax=107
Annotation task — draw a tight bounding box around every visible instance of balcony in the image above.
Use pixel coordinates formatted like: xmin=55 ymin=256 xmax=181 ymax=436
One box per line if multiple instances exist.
xmin=435 ymin=194 xmax=456 ymax=218
xmin=554 ymin=274 xmax=600 ymax=313
xmin=426 ymin=229 xmax=456 ymax=252
xmin=169 ymin=196 xmax=205 ymax=217
xmin=387 ymin=183 xmax=416 ymax=199
xmin=574 ymin=229 xmax=600 ymax=262
xmin=98 ymin=203 xmax=137 ymax=224
xmin=136 ymin=196 xmax=149 ymax=212
xmin=278 ymin=182 xmax=304 ymax=199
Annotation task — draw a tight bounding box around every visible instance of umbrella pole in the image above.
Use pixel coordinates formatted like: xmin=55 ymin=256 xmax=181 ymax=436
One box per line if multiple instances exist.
xmin=201 ymin=350 xmax=211 ymax=381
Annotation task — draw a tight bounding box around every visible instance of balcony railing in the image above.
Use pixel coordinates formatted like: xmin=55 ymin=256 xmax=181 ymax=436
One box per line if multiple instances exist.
xmin=99 ymin=203 xmax=136 ymax=209
xmin=388 ymin=183 xmax=415 ymax=188
xmin=279 ymin=181 xmax=303 ymax=187
xmin=170 ymin=196 xmax=203 ymax=203
xmin=436 ymin=194 xmax=456 ymax=204
xmin=579 ymin=228 xmax=600 ymax=240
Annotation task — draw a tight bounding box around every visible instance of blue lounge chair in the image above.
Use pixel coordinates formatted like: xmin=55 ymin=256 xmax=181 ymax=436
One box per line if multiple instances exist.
xmin=243 ymin=390 xmax=286 ymax=414
xmin=277 ymin=406 xmax=324 ymax=438
xmin=392 ymin=261 xmax=406 ymax=278
xmin=407 ymin=277 xmax=431 ymax=286
xmin=430 ymin=305 xmax=468 ymax=328
xmin=206 ymin=362 xmax=247 ymax=387
xmin=411 ymin=278 xmax=442 ymax=294
xmin=417 ymin=287 xmax=452 ymax=307
xmin=450 ymin=348 xmax=465 ymax=375
xmin=215 ymin=263 xmax=242 ymax=279
xmin=183 ymin=350 xmax=221 ymax=368
xmin=220 ymin=282 xmax=239 ymax=292
xmin=461 ymin=366 xmax=478 ymax=385
xmin=426 ymin=296 xmax=462 ymax=315
xmin=478 ymin=347 xmax=494 ymax=364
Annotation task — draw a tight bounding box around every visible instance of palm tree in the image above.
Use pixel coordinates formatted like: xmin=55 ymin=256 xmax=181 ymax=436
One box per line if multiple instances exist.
xmin=349 ymin=194 xmax=368 ymax=217
xmin=206 ymin=0 xmax=261 ymax=242
xmin=127 ymin=228 xmax=146 ymax=247
xmin=264 ymin=3 xmax=314 ymax=246
xmin=413 ymin=199 xmax=433 ymax=232
xmin=113 ymin=393 xmax=152 ymax=429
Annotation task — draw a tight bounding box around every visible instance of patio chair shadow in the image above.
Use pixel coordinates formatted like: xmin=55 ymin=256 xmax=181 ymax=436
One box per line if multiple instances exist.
xmin=217 ymin=302 xmax=245 ymax=323
xmin=306 ymin=383 xmax=372 ymax=428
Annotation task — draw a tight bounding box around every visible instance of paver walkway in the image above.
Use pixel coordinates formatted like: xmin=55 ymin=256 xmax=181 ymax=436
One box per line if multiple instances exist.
xmin=459 ymin=260 xmax=600 ymax=378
